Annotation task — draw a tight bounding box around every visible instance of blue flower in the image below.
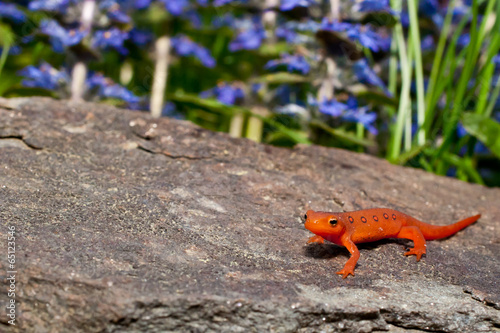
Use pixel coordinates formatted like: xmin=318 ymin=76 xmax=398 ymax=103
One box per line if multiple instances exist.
xmin=28 ymin=0 xmax=72 ymax=13
xmin=200 ymin=82 xmax=244 ymax=105
xmin=18 ymin=62 xmax=69 ymax=90
xmin=87 ymin=72 xmax=141 ymax=104
xmin=171 ymin=35 xmax=216 ymax=68
xmin=159 ymin=0 xmax=189 ymax=16
xmin=355 ymin=0 xmax=395 ymax=14
xmin=182 ymin=10 xmax=202 ymax=28
xmin=280 ymin=0 xmax=316 ymax=11
xmin=39 ymin=19 xmax=87 ymax=53
xmin=295 ymin=19 xmax=321 ymax=32
xmin=276 ymin=26 xmax=299 ymax=43
xmin=229 ymin=24 xmax=266 ymax=51
xmin=0 ymin=2 xmax=26 ymax=23
xmin=93 ymin=28 xmax=130 ymax=55
xmin=162 ymin=102 xmax=184 ymax=119
xmin=318 ymin=98 xmax=348 ymax=117
xmin=319 ymin=18 xmax=352 ymax=32
xmin=457 ymin=33 xmax=470 ymax=49
xmin=342 ymin=101 xmax=378 ymax=135
xmin=212 ymin=13 xmax=237 ymax=28
xmin=102 ymin=2 xmax=131 ymax=23
xmin=316 ymin=95 xmax=378 ymax=135
xmin=129 ymin=28 xmax=153 ymax=46
xmin=265 ymin=54 xmax=310 ymax=74
xmin=276 ymin=21 xmax=316 ymax=43
xmin=347 ymin=24 xmax=390 ymax=52
xmin=213 ymin=0 xmax=245 ymax=6
xmin=353 ymin=59 xmax=390 ymax=95
xmin=0 ymin=45 xmax=21 ymax=55
xmin=134 ymin=0 xmax=151 ymax=9
xmin=421 ymin=35 xmax=435 ymax=52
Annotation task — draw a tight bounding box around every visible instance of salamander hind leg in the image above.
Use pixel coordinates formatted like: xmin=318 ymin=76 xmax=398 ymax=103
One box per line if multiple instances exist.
xmin=396 ymin=226 xmax=427 ymax=261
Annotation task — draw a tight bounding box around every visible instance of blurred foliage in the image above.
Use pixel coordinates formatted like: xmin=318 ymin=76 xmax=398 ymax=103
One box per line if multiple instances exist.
xmin=0 ymin=0 xmax=499 ymax=186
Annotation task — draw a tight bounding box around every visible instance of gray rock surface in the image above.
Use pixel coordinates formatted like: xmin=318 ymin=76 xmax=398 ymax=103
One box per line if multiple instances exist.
xmin=0 ymin=97 xmax=499 ymax=332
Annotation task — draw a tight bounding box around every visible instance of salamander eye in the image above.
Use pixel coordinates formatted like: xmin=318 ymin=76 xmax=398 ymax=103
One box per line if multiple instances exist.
xmin=329 ymin=218 xmax=338 ymax=226
xmin=304 ymin=214 xmax=308 ymax=220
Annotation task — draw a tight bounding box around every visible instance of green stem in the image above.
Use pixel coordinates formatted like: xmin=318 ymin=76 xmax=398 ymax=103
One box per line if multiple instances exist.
xmin=408 ymin=0 xmax=425 ymax=145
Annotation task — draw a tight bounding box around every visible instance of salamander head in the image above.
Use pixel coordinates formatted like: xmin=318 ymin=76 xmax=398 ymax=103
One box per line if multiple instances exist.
xmin=304 ymin=210 xmax=345 ymax=242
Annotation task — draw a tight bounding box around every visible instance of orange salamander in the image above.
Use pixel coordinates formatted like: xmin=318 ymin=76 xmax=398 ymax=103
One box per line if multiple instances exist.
xmin=304 ymin=208 xmax=480 ymax=278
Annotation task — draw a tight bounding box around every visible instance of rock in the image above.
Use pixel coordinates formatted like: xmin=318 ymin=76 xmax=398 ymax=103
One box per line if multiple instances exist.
xmin=0 ymin=97 xmax=499 ymax=332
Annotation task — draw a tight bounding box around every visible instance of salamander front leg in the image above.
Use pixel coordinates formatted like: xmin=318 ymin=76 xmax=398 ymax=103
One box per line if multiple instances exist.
xmin=307 ymin=235 xmax=325 ymax=244
xmin=336 ymin=236 xmax=360 ymax=278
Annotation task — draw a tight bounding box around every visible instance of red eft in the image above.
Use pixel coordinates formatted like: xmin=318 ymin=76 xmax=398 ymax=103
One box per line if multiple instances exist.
xmin=304 ymin=208 xmax=480 ymax=278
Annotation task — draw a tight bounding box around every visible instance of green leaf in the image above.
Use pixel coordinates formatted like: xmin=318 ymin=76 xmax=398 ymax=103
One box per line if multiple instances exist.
xmin=309 ymin=120 xmax=374 ymax=147
xmin=355 ymin=89 xmax=398 ymax=108
xmin=392 ymin=143 xmax=429 ymax=165
xmin=461 ymin=113 xmax=500 ymax=158
xmin=168 ymin=92 xmax=311 ymax=145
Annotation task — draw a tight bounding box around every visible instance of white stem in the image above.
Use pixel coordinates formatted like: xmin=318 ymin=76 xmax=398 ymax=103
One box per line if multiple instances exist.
xmin=330 ymin=0 xmax=340 ymax=20
xmin=81 ymin=0 xmax=96 ymax=31
xmin=71 ymin=62 xmax=87 ymax=101
xmin=71 ymin=0 xmax=95 ymax=101
xmin=150 ymin=35 xmax=171 ymax=118
xmin=317 ymin=57 xmax=336 ymax=101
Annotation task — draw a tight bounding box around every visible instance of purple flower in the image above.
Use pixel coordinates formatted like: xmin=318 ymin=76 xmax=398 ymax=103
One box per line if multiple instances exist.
xmin=265 ymin=54 xmax=310 ymax=74
xmin=39 ymin=19 xmax=87 ymax=53
xmin=87 ymin=72 xmax=141 ymax=104
xmin=28 ymin=0 xmax=72 ymax=13
xmin=229 ymin=24 xmax=266 ymax=51
xmin=93 ymin=28 xmax=130 ymax=55
xmin=318 ymin=98 xmax=348 ymax=117
xmin=200 ymin=82 xmax=244 ymax=105
xmin=171 ymin=35 xmax=216 ymax=68
xmin=18 ymin=62 xmax=69 ymax=90
xmin=0 ymin=2 xmax=26 ymax=23
xmin=347 ymin=24 xmax=390 ymax=52
xmin=353 ymin=59 xmax=390 ymax=96
xmin=280 ymin=0 xmax=316 ymax=11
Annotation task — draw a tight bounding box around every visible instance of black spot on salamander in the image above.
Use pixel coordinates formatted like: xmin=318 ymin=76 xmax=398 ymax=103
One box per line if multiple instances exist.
xmin=361 ymin=216 xmax=367 ymax=223
xmin=383 ymin=213 xmax=389 ymax=219
xmin=373 ymin=215 xmax=379 ymax=221
xmin=348 ymin=216 xmax=354 ymax=223
xmin=392 ymin=214 xmax=397 ymax=220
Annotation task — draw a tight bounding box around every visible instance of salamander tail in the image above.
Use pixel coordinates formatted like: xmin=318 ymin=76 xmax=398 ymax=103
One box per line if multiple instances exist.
xmin=416 ymin=214 xmax=481 ymax=240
